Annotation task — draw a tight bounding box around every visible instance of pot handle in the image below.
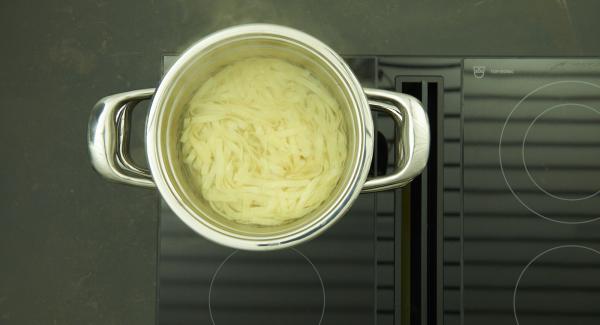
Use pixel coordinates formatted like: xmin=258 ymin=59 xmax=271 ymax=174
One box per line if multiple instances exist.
xmin=362 ymin=88 xmax=430 ymax=192
xmin=88 ymin=89 xmax=157 ymax=188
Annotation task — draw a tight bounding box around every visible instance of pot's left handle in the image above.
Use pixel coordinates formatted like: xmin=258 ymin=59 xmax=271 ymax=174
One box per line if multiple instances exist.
xmin=88 ymin=89 xmax=157 ymax=188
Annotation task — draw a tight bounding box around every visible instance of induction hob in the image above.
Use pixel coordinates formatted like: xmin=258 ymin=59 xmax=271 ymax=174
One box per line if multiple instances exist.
xmin=157 ymin=57 xmax=600 ymax=325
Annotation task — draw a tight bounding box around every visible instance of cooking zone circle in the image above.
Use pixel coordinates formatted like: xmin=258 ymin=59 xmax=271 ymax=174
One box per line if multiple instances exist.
xmin=513 ymin=245 xmax=600 ymax=325
xmin=208 ymin=249 xmax=325 ymax=325
xmin=522 ymin=103 xmax=600 ymax=201
xmin=499 ymin=80 xmax=600 ymax=224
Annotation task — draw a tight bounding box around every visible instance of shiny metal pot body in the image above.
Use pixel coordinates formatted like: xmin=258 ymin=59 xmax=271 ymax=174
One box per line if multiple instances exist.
xmin=88 ymin=24 xmax=430 ymax=250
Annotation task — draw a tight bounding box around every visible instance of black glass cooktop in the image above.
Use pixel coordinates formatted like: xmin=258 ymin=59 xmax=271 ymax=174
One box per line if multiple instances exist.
xmin=461 ymin=59 xmax=600 ymax=325
xmin=157 ymin=57 xmax=600 ymax=325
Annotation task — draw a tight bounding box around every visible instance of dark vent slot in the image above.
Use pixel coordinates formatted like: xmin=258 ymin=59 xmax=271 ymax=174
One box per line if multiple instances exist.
xmin=379 ymin=58 xmax=463 ymax=325
xmin=400 ymin=82 xmax=423 ymax=100
xmin=395 ymin=76 xmax=444 ymax=325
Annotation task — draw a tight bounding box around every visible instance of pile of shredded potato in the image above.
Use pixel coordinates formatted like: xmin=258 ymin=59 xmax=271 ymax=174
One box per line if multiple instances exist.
xmin=180 ymin=57 xmax=348 ymax=226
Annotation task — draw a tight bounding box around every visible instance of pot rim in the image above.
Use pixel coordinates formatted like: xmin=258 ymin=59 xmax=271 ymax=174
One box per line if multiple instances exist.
xmin=146 ymin=24 xmax=374 ymax=250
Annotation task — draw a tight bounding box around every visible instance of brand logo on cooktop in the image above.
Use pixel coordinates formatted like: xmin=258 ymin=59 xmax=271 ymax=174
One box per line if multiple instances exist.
xmin=473 ymin=66 xmax=486 ymax=79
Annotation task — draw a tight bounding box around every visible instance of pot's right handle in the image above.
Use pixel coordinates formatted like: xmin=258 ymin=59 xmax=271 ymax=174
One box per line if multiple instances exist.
xmin=362 ymin=88 xmax=430 ymax=192
xmin=88 ymin=89 xmax=156 ymax=188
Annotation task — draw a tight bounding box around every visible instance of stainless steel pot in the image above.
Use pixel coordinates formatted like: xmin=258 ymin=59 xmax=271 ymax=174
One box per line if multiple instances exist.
xmin=88 ymin=24 xmax=429 ymax=250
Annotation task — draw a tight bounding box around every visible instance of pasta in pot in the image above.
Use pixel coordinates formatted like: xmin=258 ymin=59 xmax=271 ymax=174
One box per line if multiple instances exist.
xmin=180 ymin=57 xmax=348 ymax=226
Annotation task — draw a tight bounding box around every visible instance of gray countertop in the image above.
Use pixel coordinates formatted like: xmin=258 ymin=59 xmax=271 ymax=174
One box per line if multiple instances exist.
xmin=1 ymin=1 xmax=599 ymax=324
